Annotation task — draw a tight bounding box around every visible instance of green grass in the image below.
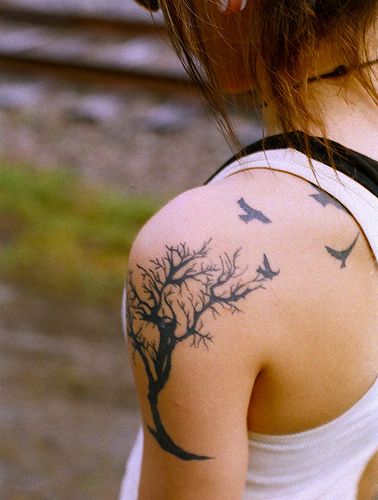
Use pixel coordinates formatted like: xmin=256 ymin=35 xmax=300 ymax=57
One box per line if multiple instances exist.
xmin=0 ymin=162 xmax=164 ymax=308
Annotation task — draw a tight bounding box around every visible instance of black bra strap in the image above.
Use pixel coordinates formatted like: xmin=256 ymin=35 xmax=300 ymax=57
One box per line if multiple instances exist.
xmin=205 ymin=131 xmax=378 ymax=198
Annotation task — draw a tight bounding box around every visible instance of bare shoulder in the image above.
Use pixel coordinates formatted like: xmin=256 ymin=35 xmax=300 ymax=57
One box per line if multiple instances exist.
xmin=131 ymin=165 xmax=376 ymax=284
xmin=127 ymin=177 xmax=277 ymax=380
xmin=129 ymin=166 xmax=377 ymax=381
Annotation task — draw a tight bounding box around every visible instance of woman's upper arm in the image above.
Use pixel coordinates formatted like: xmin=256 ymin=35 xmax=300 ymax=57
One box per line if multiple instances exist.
xmin=125 ymin=187 xmax=280 ymax=500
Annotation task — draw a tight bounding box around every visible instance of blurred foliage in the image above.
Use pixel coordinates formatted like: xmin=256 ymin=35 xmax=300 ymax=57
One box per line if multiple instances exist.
xmin=0 ymin=163 xmax=163 ymax=308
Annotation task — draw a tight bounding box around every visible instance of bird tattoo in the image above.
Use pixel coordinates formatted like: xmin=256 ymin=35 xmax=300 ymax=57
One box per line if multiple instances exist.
xmin=325 ymin=233 xmax=360 ymax=268
xmin=309 ymin=186 xmax=347 ymax=212
xmin=237 ymin=198 xmax=272 ymax=224
xmin=256 ymin=254 xmax=280 ymax=280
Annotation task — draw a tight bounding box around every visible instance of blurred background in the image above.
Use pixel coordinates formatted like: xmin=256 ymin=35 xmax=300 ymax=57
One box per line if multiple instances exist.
xmin=0 ymin=1 xmax=262 ymax=498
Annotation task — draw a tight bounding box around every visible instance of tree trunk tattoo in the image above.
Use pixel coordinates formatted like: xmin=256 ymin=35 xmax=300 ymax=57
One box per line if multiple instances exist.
xmin=126 ymin=239 xmax=280 ymax=461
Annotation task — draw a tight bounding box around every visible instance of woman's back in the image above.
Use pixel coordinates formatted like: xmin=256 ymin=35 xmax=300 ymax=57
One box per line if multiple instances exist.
xmin=206 ymin=142 xmax=378 ymax=437
xmin=222 ymin=170 xmax=377 ymax=434
xmin=207 ymin=142 xmax=378 ymax=498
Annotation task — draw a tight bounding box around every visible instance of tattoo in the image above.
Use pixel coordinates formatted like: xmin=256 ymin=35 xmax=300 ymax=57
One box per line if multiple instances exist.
xmin=237 ymin=198 xmax=272 ymax=224
xmin=127 ymin=239 xmax=279 ymax=461
xmin=309 ymin=186 xmax=347 ymax=212
xmin=325 ymin=233 xmax=360 ymax=268
xmin=256 ymin=254 xmax=280 ymax=280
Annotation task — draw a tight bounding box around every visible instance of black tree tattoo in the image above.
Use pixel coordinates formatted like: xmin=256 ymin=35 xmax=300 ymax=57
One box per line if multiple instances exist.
xmin=127 ymin=239 xmax=280 ymax=461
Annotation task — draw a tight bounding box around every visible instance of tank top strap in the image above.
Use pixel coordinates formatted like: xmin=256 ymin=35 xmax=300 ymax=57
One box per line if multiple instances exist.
xmin=206 ymin=146 xmax=378 ymax=265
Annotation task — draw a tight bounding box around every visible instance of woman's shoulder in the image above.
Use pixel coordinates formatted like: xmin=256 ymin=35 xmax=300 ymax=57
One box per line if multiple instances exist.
xmin=130 ymin=166 xmax=362 ymax=268
xmin=129 ymin=166 xmax=376 ymax=336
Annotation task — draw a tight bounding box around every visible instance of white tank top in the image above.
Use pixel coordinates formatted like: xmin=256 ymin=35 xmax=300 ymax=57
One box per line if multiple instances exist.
xmin=120 ymin=138 xmax=378 ymax=500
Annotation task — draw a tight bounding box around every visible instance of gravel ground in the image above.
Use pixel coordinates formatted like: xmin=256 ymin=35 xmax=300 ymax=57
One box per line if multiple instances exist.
xmin=0 ymin=72 xmax=263 ymax=197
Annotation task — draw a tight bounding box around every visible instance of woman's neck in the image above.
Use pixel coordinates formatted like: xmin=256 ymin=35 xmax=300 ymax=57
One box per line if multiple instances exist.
xmin=263 ymin=67 xmax=378 ymax=161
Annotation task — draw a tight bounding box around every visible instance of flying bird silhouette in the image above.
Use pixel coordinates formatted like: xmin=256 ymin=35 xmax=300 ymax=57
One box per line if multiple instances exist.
xmin=237 ymin=198 xmax=272 ymax=224
xmin=256 ymin=254 xmax=280 ymax=280
xmin=325 ymin=233 xmax=360 ymax=268
xmin=309 ymin=186 xmax=346 ymax=211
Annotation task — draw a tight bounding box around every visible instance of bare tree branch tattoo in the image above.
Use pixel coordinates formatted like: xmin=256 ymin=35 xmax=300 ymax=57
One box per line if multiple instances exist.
xmin=127 ymin=239 xmax=280 ymax=461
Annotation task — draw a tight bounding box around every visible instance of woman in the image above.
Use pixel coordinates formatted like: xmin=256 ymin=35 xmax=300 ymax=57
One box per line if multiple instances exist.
xmin=121 ymin=1 xmax=377 ymax=498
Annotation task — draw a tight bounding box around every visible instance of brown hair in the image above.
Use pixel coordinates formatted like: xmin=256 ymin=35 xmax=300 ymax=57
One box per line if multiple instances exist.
xmin=159 ymin=0 xmax=377 ymax=165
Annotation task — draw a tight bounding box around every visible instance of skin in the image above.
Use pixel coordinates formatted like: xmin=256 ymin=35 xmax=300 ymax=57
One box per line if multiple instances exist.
xmin=358 ymin=450 xmax=378 ymax=500
xmin=127 ymin=3 xmax=378 ymax=498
